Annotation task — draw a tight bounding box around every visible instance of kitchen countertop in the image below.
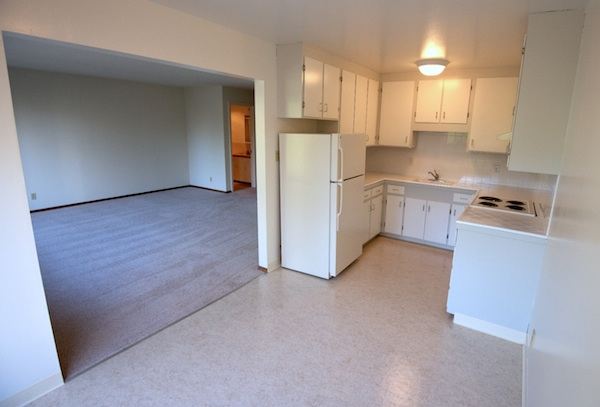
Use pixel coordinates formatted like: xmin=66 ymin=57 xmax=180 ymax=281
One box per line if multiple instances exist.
xmin=364 ymin=172 xmax=552 ymax=238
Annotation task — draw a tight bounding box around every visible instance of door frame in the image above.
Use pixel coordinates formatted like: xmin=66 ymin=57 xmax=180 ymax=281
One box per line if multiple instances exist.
xmin=227 ymin=103 xmax=256 ymax=191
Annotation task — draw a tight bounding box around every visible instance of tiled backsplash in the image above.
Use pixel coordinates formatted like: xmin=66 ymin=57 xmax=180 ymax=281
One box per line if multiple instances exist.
xmin=366 ymin=132 xmax=558 ymax=191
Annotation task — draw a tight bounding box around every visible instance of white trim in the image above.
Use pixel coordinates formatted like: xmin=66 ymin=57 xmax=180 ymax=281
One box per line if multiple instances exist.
xmin=453 ymin=313 xmax=526 ymax=344
xmin=0 ymin=373 xmax=63 ymax=407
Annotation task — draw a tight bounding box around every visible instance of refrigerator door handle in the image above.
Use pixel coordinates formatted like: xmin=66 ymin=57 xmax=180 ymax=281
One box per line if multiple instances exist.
xmin=336 ymin=183 xmax=343 ymax=231
xmin=338 ymin=142 xmax=344 ymax=182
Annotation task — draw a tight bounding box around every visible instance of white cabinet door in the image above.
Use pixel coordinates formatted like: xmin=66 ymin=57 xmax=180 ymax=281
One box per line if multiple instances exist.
xmin=448 ymin=204 xmax=466 ymax=247
xmin=340 ymin=70 xmax=356 ymax=133
xmin=510 ymin=10 xmax=583 ymax=175
xmin=353 ymin=74 xmax=368 ymax=135
xmin=402 ymin=198 xmax=427 ymax=240
xmin=322 ymin=63 xmax=341 ymax=120
xmin=440 ymin=79 xmax=472 ymax=124
xmin=303 ymin=57 xmax=324 ymax=118
xmin=415 ymin=80 xmax=443 ymax=123
xmin=363 ymin=198 xmax=372 ymax=244
xmin=469 ymin=77 xmax=518 ymax=153
xmin=384 ymin=194 xmax=404 ymax=235
xmin=369 ymin=194 xmax=383 ymax=239
xmin=379 ymin=81 xmax=415 ymax=147
xmin=423 ymin=201 xmax=451 ymax=245
xmin=365 ymin=79 xmax=379 ymax=145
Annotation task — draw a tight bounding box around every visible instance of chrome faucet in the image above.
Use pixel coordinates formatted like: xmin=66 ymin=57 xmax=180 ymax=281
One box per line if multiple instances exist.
xmin=427 ymin=169 xmax=441 ymax=181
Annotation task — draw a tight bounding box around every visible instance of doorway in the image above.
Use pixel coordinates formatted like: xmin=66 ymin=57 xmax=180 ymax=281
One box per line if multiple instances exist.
xmin=229 ymin=104 xmax=255 ymax=191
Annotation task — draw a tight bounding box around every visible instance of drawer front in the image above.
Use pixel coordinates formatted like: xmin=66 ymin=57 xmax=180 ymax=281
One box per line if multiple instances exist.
xmin=386 ymin=184 xmax=405 ymax=195
xmin=372 ymin=185 xmax=384 ymax=197
xmin=363 ymin=189 xmax=372 ymax=201
xmin=453 ymin=192 xmax=474 ymax=204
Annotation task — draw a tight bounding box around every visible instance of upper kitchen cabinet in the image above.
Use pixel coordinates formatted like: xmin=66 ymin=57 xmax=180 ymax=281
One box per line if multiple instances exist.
xmin=379 ymin=81 xmax=416 ymax=147
xmin=339 ymin=70 xmax=356 ymax=133
xmin=414 ymin=80 xmax=443 ymax=123
xmin=509 ymin=10 xmax=584 ymax=175
xmin=277 ymin=44 xmax=341 ymax=120
xmin=468 ymin=77 xmax=519 ymax=154
xmin=414 ymin=79 xmax=471 ymax=125
xmin=353 ymin=75 xmax=369 ymax=135
xmin=365 ymin=79 xmax=380 ymax=146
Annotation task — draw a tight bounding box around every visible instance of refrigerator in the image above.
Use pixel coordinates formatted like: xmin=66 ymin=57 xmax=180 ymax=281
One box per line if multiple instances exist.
xmin=279 ymin=133 xmax=366 ymax=279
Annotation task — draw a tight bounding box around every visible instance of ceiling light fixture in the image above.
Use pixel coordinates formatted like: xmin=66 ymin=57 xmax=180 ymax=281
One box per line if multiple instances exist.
xmin=416 ymin=58 xmax=449 ymax=76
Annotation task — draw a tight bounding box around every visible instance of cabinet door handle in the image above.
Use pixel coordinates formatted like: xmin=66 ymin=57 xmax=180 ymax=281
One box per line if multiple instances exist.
xmin=405 ymin=136 xmax=408 ymax=144
xmin=453 ymin=209 xmax=457 ymax=216
xmin=324 ymin=103 xmax=328 ymax=112
xmin=470 ymin=139 xmax=474 ymax=148
xmin=422 ymin=204 xmax=425 ymax=211
xmin=428 ymin=205 xmax=431 ymax=212
xmin=443 ymin=111 xmax=446 ymax=120
xmin=435 ymin=111 xmax=438 ymax=120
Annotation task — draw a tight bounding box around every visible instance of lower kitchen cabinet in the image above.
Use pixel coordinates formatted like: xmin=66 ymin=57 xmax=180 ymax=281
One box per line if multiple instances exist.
xmin=369 ymin=194 xmax=383 ymax=239
xmin=423 ymin=201 xmax=451 ymax=245
xmin=363 ymin=185 xmax=384 ymax=243
xmin=448 ymin=204 xmax=466 ymax=246
xmin=402 ymin=198 xmax=450 ymax=245
xmin=383 ymin=194 xmax=404 ymax=235
xmin=402 ymin=198 xmax=427 ymax=240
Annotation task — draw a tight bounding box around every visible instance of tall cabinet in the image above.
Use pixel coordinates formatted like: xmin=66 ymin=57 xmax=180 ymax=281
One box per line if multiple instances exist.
xmin=509 ymin=10 xmax=584 ymax=174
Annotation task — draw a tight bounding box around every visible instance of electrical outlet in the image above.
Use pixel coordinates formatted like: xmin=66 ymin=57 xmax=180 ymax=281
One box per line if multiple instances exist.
xmin=209 ymin=177 xmax=213 ymax=182
xmin=31 ymin=192 xmax=37 ymax=200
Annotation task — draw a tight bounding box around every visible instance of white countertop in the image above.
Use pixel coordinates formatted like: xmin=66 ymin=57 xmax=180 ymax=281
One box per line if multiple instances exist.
xmin=364 ymin=172 xmax=552 ymax=238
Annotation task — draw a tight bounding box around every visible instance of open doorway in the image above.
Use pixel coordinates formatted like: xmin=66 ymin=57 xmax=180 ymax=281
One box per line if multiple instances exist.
xmin=229 ymin=104 xmax=255 ymax=191
xmin=4 ymin=33 xmax=262 ymax=379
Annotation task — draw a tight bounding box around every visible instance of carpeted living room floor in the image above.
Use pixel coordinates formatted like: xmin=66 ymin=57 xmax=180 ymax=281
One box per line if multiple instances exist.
xmin=31 ymin=186 xmax=261 ymax=379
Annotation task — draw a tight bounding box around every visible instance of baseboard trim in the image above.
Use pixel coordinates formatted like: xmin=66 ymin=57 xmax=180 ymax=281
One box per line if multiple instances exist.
xmin=453 ymin=313 xmax=526 ymax=344
xmin=30 ymin=185 xmax=190 ymax=212
xmin=0 ymin=373 xmax=63 ymax=407
xmin=187 ymin=184 xmax=231 ymax=193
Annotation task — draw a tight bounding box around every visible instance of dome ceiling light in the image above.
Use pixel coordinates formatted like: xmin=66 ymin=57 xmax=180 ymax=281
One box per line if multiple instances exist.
xmin=416 ymin=58 xmax=449 ymax=76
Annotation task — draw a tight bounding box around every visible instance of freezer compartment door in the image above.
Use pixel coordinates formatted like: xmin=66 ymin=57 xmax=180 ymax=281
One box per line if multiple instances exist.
xmin=280 ymin=133 xmax=331 ymax=279
xmin=330 ymin=175 xmax=365 ymax=277
xmin=331 ymin=133 xmax=366 ymax=182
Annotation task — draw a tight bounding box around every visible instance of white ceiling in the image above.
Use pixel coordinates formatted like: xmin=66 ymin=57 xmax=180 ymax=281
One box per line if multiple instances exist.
xmin=151 ymin=0 xmax=587 ymax=73
xmin=3 ymin=33 xmax=254 ymax=89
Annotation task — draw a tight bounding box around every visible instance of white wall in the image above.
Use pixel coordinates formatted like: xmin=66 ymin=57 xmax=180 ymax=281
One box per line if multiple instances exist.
xmin=0 ymin=38 xmax=62 ymax=407
xmin=185 ymin=85 xmax=229 ymax=191
xmin=525 ymin=3 xmax=600 ymax=406
xmin=366 ymin=132 xmax=557 ymax=191
xmin=0 ymin=0 xmax=279 ymax=403
xmin=10 ymin=68 xmax=189 ymax=210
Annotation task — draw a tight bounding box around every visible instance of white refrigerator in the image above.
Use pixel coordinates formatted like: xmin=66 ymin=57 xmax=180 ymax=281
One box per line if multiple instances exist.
xmin=279 ymin=133 xmax=366 ymax=279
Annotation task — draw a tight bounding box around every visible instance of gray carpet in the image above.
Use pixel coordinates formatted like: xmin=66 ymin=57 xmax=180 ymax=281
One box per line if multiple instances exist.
xmin=31 ymin=187 xmax=261 ymax=379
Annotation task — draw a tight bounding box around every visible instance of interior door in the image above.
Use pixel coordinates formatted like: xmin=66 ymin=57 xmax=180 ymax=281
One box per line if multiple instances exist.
xmin=440 ymin=79 xmax=472 ymax=124
xmin=331 ymin=175 xmax=365 ymax=276
xmin=365 ymin=79 xmax=379 ymax=145
xmin=353 ymin=74 xmax=368 ymax=135
xmin=339 ymin=71 xmax=356 ymax=133
xmin=384 ymin=194 xmax=404 ymax=235
xmin=303 ymin=56 xmax=323 ymax=118
xmin=369 ymin=194 xmax=383 ymax=239
xmin=423 ymin=201 xmax=451 ymax=245
xmin=415 ymin=80 xmax=443 ymax=123
xmin=402 ymin=198 xmax=427 ymax=240
xmin=448 ymin=204 xmax=466 ymax=246
xmin=379 ymin=81 xmax=415 ymax=147
xmin=322 ymin=64 xmax=341 ymax=120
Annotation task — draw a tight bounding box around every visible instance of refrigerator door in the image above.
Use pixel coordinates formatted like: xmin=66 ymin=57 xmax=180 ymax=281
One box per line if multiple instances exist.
xmin=330 ymin=175 xmax=365 ymax=277
xmin=279 ymin=133 xmax=331 ymax=279
xmin=330 ymin=134 xmax=367 ymax=182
